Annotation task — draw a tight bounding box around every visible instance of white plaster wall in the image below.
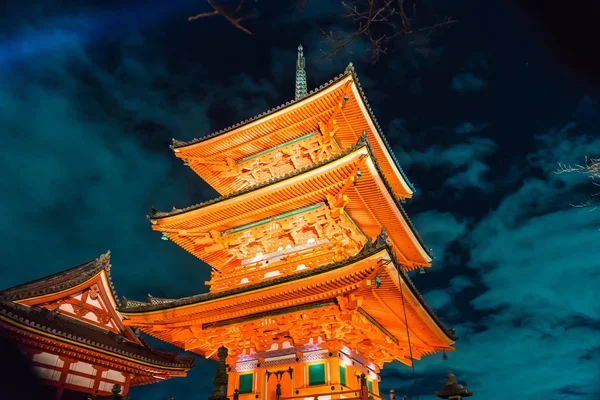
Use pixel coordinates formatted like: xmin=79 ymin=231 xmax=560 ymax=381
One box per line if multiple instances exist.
xmin=59 ymin=304 xmax=75 ymax=314
xmin=69 ymin=361 xmax=95 ymax=375
xmin=33 ymin=366 xmax=60 ymax=381
xmin=66 ymin=373 xmax=93 ymax=388
xmin=101 ymin=369 xmax=125 ymax=383
xmin=32 ymin=352 xmax=64 ymax=367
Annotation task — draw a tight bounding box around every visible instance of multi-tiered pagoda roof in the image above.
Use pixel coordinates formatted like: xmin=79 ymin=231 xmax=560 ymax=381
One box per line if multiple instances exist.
xmin=121 ymin=61 xmax=455 ymax=373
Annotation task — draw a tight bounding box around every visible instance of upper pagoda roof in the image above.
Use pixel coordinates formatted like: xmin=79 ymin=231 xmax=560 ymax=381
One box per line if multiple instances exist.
xmin=0 ymin=252 xmax=120 ymax=305
xmin=170 ymin=64 xmax=415 ymax=198
xmin=0 ymin=300 xmax=194 ymax=371
xmin=149 ymin=137 xmax=432 ymax=269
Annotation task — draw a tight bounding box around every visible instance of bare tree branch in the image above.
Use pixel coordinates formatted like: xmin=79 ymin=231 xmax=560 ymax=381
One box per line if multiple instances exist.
xmin=188 ymin=0 xmax=253 ymax=35
xmin=187 ymin=0 xmax=455 ymax=63
xmin=322 ymin=0 xmax=456 ymax=63
xmin=556 ymin=156 xmax=600 ymax=210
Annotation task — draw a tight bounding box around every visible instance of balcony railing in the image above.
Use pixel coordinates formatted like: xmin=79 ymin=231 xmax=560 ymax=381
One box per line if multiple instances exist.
xmin=230 ymin=375 xmax=387 ymax=400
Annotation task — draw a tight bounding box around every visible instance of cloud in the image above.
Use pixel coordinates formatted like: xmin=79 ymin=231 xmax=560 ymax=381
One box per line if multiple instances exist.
xmin=454 ymin=122 xmax=488 ymax=135
xmin=451 ymin=72 xmax=486 ymax=93
xmin=448 ymin=275 xmax=475 ymax=294
xmin=399 ymin=137 xmax=497 ymax=190
xmin=412 ymin=211 xmax=468 ymax=262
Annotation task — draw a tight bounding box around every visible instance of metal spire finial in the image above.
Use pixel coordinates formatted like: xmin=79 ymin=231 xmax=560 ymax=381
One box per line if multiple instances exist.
xmin=295 ymin=45 xmax=307 ymax=100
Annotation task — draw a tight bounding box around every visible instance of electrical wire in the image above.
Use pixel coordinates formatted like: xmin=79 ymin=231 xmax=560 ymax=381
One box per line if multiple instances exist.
xmin=398 ymin=274 xmax=419 ymax=400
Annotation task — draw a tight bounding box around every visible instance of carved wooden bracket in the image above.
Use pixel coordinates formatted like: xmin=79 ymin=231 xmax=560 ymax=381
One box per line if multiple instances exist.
xmin=266 ymin=367 xmax=293 ymax=382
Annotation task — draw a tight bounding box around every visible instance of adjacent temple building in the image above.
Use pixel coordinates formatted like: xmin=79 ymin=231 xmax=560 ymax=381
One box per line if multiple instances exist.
xmin=119 ymin=46 xmax=457 ymax=400
xmin=0 ymin=252 xmax=194 ymax=399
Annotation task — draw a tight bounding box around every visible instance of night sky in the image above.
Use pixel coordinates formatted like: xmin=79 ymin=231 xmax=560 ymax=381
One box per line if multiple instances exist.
xmin=2 ymin=0 xmax=599 ymax=399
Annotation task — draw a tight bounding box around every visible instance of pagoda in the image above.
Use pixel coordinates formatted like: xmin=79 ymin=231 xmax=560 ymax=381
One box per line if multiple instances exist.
xmin=120 ymin=46 xmax=456 ymax=400
xmin=0 ymin=252 xmax=194 ymax=399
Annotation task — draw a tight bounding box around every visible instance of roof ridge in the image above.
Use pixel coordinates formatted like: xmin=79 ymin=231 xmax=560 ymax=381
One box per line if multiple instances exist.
xmin=342 ymin=64 xmax=416 ymax=193
xmin=170 ymin=69 xmax=351 ymax=150
xmin=0 ymin=251 xmax=121 ymax=307
xmin=376 ymin=230 xmax=456 ymax=341
xmin=360 ymin=142 xmax=431 ymax=260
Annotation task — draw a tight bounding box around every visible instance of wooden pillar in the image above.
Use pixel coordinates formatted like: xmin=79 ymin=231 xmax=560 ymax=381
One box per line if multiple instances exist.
xmin=371 ymin=378 xmax=379 ymax=396
xmin=359 ymin=374 xmax=369 ymax=400
xmin=293 ymin=352 xmax=305 ymax=392
xmin=56 ymin=356 xmax=73 ymax=400
xmin=123 ymin=373 xmax=133 ymax=395
xmin=256 ymin=363 xmax=266 ymax=400
xmin=327 ymin=356 xmax=340 ymax=386
xmin=91 ymin=366 xmax=107 ymax=395
xmin=227 ymin=370 xmax=238 ymax=397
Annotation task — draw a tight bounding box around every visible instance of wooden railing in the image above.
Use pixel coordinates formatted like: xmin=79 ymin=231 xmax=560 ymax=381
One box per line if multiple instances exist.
xmin=231 ymin=378 xmax=387 ymax=400
xmin=280 ymin=389 xmax=361 ymax=400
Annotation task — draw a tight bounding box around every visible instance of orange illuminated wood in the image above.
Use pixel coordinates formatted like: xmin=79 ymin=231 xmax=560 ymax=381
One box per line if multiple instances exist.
xmin=123 ymin=61 xmax=457 ymax=400
xmin=151 ymin=143 xmax=431 ymax=272
xmin=121 ymin=243 xmax=454 ymax=369
xmin=172 ymin=67 xmax=415 ymax=199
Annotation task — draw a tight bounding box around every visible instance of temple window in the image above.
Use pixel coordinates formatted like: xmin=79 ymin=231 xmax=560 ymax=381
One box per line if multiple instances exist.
xmin=239 ymin=373 xmax=254 ymax=394
xmin=308 ymin=363 xmax=326 ymax=386
xmin=339 ymin=365 xmax=346 ymax=386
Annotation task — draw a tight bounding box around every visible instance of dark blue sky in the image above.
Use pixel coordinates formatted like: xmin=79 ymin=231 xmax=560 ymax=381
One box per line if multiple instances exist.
xmin=1 ymin=0 xmax=599 ymax=399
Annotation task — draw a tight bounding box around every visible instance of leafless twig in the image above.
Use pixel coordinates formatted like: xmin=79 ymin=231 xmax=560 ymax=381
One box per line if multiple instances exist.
xmin=556 ymin=156 xmax=600 ymax=210
xmin=322 ymin=0 xmax=456 ymax=63
xmin=188 ymin=0 xmax=253 ymax=35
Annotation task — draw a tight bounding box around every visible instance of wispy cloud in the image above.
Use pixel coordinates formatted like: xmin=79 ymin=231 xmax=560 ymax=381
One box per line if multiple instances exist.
xmin=451 ymin=72 xmax=486 ymax=93
xmin=455 ymin=122 xmax=488 ymax=135
xmin=399 ymin=137 xmax=497 ymax=191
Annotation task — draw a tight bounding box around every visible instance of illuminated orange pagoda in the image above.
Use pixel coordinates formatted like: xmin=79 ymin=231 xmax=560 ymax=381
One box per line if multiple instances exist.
xmin=0 ymin=252 xmax=194 ymax=399
xmin=120 ymin=46 xmax=456 ymax=400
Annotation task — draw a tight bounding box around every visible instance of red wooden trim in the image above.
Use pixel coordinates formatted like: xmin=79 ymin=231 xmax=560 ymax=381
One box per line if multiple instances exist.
xmin=30 ymin=361 xmax=127 ymax=385
xmin=48 ymin=303 xmax=118 ymax=333
xmin=123 ymin=373 xmax=132 ymax=394
xmin=55 ymin=356 xmax=73 ymax=400
xmin=94 ymin=275 xmax=139 ymax=342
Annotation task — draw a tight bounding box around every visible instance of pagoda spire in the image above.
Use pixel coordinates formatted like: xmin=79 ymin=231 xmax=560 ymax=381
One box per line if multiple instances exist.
xmin=295 ymin=44 xmax=307 ymax=100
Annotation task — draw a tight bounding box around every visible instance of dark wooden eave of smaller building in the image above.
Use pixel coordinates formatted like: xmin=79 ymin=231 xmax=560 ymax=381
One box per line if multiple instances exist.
xmin=0 ymin=299 xmax=194 ymax=370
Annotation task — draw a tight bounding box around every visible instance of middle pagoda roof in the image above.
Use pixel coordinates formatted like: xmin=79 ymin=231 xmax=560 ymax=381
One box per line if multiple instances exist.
xmin=170 ymin=64 xmax=415 ymax=199
xmin=150 ymin=137 xmax=432 ymax=271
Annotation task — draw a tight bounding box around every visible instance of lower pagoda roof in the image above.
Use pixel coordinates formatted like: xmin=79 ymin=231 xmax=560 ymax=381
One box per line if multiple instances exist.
xmin=0 ymin=300 xmax=194 ymax=371
xmin=120 ymin=231 xmax=455 ymax=364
